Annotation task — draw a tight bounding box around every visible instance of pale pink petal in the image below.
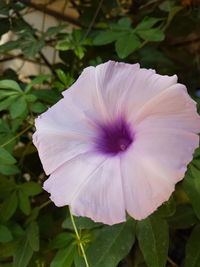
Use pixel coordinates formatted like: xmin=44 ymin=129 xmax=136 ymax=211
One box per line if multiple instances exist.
xmin=120 ymin=128 xmax=199 ymax=220
xmin=71 ymin=156 xmax=126 ymax=225
xmin=62 ymin=66 xmax=108 ymax=122
xmin=95 ymin=61 xmax=177 ymax=118
xmin=133 ymin=84 xmax=200 ymax=133
xmin=33 ymin=97 xmax=98 ymax=175
xmin=43 ymin=152 xmax=106 ymax=206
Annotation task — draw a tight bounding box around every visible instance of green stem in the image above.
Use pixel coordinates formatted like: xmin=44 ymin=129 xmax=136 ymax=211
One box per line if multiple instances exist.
xmin=38 ymin=199 xmax=51 ymax=210
xmin=0 ymin=124 xmax=32 ymax=148
xmin=69 ymin=206 xmax=90 ymax=267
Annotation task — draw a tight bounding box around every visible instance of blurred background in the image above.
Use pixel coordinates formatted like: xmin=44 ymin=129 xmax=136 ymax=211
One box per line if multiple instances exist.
xmin=0 ymin=1 xmax=200 ymax=267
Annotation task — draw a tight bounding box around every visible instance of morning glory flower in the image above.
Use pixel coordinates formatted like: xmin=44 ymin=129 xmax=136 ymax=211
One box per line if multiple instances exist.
xmin=33 ymin=61 xmax=200 ymax=225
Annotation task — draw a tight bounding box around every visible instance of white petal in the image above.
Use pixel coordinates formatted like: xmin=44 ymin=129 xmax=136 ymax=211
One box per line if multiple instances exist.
xmin=71 ymin=156 xmax=126 ymax=225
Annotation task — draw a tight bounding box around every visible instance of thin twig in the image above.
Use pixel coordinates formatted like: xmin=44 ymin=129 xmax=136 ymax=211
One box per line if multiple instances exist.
xmin=16 ymin=0 xmax=82 ymax=27
xmin=0 ymin=124 xmax=32 ymax=148
xmin=82 ymin=0 xmax=104 ymax=40
xmin=167 ymin=256 xmax=179 ymax=267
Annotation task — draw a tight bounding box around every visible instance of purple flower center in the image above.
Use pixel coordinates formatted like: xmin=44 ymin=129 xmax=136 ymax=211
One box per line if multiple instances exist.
xmin=95 ymin=118 xmax=133 ymax=156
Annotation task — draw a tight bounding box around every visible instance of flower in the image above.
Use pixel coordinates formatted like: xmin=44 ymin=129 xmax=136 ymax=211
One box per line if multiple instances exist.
xmin=33 ymin=61 xmax=200 ymax=225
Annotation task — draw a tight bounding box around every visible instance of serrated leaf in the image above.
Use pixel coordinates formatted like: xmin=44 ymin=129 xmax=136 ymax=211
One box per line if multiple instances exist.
xmin=13 ymin=238 xmax=33 ymax=267
xmin=0 ymin=192 xmax=18 ymax=221
xmin=18 ymin=189 xmax=31 ymax=215
xmin=26 ymin=221 xmax=39 ymax=251
xmin=136 ymin=215 xmax=169 ymax=267
xmin=78 ymin=219 xmax=136 ymax=267
xmin=0 ymin=80 xmax=22 ymax=92
xmin=50 ymin=244 xmax=76 ymax=267
xmin=0 ymin=147 xmax=16 ymax=165
xmin=185 ymin=225 xmax=200 ymax=267
xmin=20 ymin=181 xmax=42 ymax=196
xmin=0 ymin=225 xmax=13 ymax=242
xmin=115 ymin=33 xmax=141 ymax=58
xmin=10 ymin=97 xmax=27 ymax=118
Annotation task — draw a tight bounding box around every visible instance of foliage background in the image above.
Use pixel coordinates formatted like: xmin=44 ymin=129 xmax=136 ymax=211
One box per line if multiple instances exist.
xmin=0 ymin=0 xmax=200 ymax=266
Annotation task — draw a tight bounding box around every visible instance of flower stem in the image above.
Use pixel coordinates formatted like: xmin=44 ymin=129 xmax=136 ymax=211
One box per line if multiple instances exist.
xmin=0 ymin=124 xmax=33 ymax=148
xmin=69 ymin=206 xmax=90 ymax=267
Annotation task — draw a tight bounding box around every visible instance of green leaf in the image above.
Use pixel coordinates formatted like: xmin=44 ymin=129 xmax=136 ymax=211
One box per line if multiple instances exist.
xmin=21 ymin=38 xmax=45 ymax=57
xmin=0 ymin=80 xmax=22 ymax=92
xmin=26 ymin=221 xmax=39 ymax=251
xmin=185 ymin=224 xmax=200 ymax=267
xmin=0 ymin=90 xmax=18 ymax=101
xmin=159 ymin=1 xmax=176 ymax=12
xmin=56 ymin=69 xmax=68 ymax=85
xmin=32 ymin=89 xmax=61 ymax=104
xmin=166 ymin=6 xmax=183 ymax=28
xmin=115 ymin=33 xmax=141 ymax=58
xmin=13 ymin=238 xmax=33 ymax=267
xmin=155 ymin=196 xmax=176 ymax=217
xmin=0 ymin=225 xmax=13 ymax=242
xmin=20 ymin=181 xmax=42 ymax=196
xmin=0 ymin=40 xmax=20 ymax=54
xmin=78 ymin=219 xmax=136 ymax=267
xmin=135 ymin=17 xmax=162 ymax=31
xmin=137 ymin=28 xmax=165 ymax=41
xmin=167 ymin=204 xmax=198 ymax=229
xmin=75 ymin=46 xmax=85 ymax=59
xmin=136 ymin=214 xmax=169 ymax=267
xmin=0 ymin=192 xmax=18 ymax=221
xmin=18 ymin=189 xmax=31 ymax=215
xmin=10 ymin=96 xmax=27 ymax=118
xmin=0 ymin=18 xmax=10 ymax=36
xmin=50 ymin=244 xmax=76 ymax=267
xmin=0 ymin=95 xmax=18 ymax=111
xmin=24 ymin=94 xmax=37 ymax=102
xmin=93 ymin=30 xmax=119 ymax=45
xmin=0 ymin=164 xmax=19 ymax=175
xmin=183 ymin=166 xmax=200 ymax=219
xmin=0 ymin=147 xmax=16 ymax=165
xmin=56 ymin=41 xmax=71 ymax=51
xmin=62 ymin=216 xmax=102 ymax=230
xmin=31 ymin=102 xmax=47 ymax=113
xmin=44 ymin=25 xmax=67 ymax=37
xmin=49 ymin=232 xmax=74 ymax=250
xmin=25 ymin=74 xmax=51 ymax=93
